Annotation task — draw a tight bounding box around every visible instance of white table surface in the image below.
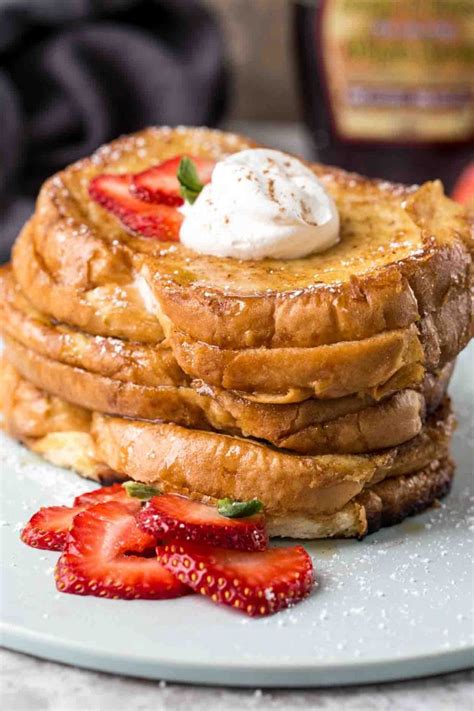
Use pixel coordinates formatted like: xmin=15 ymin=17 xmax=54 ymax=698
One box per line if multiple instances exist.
xmin=1 ymin=649 xmax=472 ymax=710
xmin=1 ymin=122 xmax=473 ymax=709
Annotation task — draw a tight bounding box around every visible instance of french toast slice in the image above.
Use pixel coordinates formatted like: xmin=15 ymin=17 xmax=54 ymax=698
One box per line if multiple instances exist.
xmin=169 ymin=325 xmax=426 ymax=401
xmin=168 ymin=300 xmax=467 ymax=400
xmin=1 ymin=364 xmax=454 ymax=538
xmin=2 ymin=335 xmax=221 ymax=429
xmin=0 ymin=265 xmax=185 ymax=388
xmin=6 ymin=253 xmax=464 ymax=407
xmin=145 ymin=177 xmax=473 ymax=349
xmin=0 ymin=362 xmax=118 ymax=483
xmin=16 ymin=127 xmax=472 ymax=352
xmin=0 ymin=336 xmax=423 ymax=453
xmin=2 ymin=328 xmax=453 ymax=455
xmin=12 ymin=222 xmax=164 ymax=343
xmin=268 ymin=458 xmax=454 ymax=539
xmin=192 ymin=362 xmax=452 ymax=455
xmin=92 ymin=399 xmax=454 ymax=518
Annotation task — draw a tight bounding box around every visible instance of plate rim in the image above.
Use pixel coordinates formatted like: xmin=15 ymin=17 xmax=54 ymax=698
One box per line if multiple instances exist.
xmin=2 ymin=343 xmax=473 ymax=687
xmin=3 ymin=621 xmax=474 ymax=687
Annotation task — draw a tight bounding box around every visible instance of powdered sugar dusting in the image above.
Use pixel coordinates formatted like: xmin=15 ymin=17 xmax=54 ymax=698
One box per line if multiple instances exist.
xmin=0 ymin=345 xmax=472 ymax=681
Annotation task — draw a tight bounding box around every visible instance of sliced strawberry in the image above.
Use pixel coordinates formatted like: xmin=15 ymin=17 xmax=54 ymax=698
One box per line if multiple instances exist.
xmin=21 ymin=506 xmax=87 ymax=551
xmin=157 ymin=542 xmax=314 ymax=616
xmin=133 ymin=156 xmax=214 ymax=206
xmin=74 ymin=483 xmax=130 ymax=507
xmin=89 ymin=173 xmax=182 ymax=241
xmin=137 ymin=494 xmax=268 ymax=552
xmin=21 ymin=484 xmax=139 ymax=552
xmin=56 ymin=502 xmax=190 ymax=600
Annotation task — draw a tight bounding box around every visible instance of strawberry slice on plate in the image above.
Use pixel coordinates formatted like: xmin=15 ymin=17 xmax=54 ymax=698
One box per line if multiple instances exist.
xmin=137 ymin=494 xmax=268 ymax=552
xmin=89 ymin=173 xmax=182 ymax=241
xmin=21 ymin=484 xmax=139 ymax=551
xmin=157 ymin=542 xmax=314 ymax=616
xmin=74 ymin=482 xmax=131 ymax=507
xmin=56 ymin=502 xmax=191 ymax=600
xmin=21 ymin=506 xmax=87 ymax=552
xmin=133 ymin=156 xmax=215 ymax=206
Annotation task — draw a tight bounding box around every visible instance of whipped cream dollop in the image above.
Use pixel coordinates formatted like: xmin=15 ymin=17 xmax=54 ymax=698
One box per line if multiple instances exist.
xmin=179 ymin=148 xmax=340 ymax=260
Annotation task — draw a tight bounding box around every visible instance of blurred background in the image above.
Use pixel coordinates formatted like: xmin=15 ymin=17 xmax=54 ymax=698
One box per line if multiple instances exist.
xmin=1 ymin=0 xmax=473 ymax=261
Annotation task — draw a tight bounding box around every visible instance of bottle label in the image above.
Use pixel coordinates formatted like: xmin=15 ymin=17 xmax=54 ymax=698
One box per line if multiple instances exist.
xmin=318 ymin=0 xmax=474 ymax=143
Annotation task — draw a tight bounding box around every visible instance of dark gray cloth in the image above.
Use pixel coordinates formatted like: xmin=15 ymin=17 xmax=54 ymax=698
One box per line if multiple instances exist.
xmin=0 ymin=0 xmax=228 ymax=262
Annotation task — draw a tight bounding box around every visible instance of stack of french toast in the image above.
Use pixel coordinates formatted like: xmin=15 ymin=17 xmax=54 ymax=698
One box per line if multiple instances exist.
xmin=1 ymin=127 xmax=472 ymax=539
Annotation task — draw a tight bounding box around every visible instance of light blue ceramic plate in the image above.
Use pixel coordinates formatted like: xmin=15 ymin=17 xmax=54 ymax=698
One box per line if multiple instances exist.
xmin=1 ymin=344 xmax=473 ymax=687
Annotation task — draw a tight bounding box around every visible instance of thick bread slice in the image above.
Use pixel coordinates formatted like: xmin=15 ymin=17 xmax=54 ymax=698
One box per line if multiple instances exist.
xmin=170 ymin=325 xmax=425 ymax=401
xmin=0 ymin=258 xmax=452 ymax=442
xmin=0 ymin=362 xmax=118 ymax=483
xmin=168 ymin=274 xmax=467 ymax=397
xmin=0 ymin=359 xmax=91 ymax=438
xmin=0 ymin=333 xmax=421 ymax=452
xmin=268 ymin=458 xmax=454 ymax=539
xmin=12 ymin=222 xmax=164 ymax=343
xmin=21 ymin=127 xmax=472 ymax=351
xmin=194 ymin=362 xmax=452 ymax=454
xmin=6 ymin=243 xmax=464 ymax=406
xmin=3 ymin=335 xmax=223 ymax=429
xmin=146 ymin=179 xmax=472 ymax=349
xmin=1 ymin=324 xmax=450 ymax=455
xmin=0 ymin=364 xmax=454 ymax=538
xmin=1 ymin=327 xmax=453 ymax=455
xmin=92 ymin=400 xmax=454 ymax=517
xmin=169 ymin=292 xmax=471 ymax=403
xmin=0 ymin=264 xmax=186 ymax=387
xmin=1 ymin=323 xmax=453 ymax=454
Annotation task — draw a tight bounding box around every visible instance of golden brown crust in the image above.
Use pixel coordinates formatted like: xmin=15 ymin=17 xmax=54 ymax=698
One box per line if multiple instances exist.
xmin=0 ymin=264 xmax=186 ymax=387
xmin=268 ymin=457 xmax=454 ymax=539
xmin=0 ymin=359 xmax=91 ymax=438
xmin=167 ymin=278 xmax=466 ymax=397
xmin=192 ymin=360 xmax=453 ymax=454
xmin=0 ymin=361 xmax=118 ymax=483
xmin=214 ymin=389 xmax=425 ymax=455
xmin=15 ymin=127 xmax=471 ymax=352
xmin=12 ymin=222 xmax=164 ymax=343
xmin=195 ymin=360 xmax=453 ymax=440
xmin=3 ymin=335 xmax=221 ymax=429
xmin=91 ymin=400 xmax=453 ymax=517
xmin=2 ymin=384 xmax=453 ymax=537
xmin=1 ymin=307 xmax=453 ymax=454
xmin=2 ymin=253 xmax=430 ymax=406
xmin=360 ymin=458 xmax=454 ymax=534
xmin=170 ymin=325 xmax=425 ymax=400
xmin=0 ymin=363 xmax=454 ymax=537
xmin=1 ymin=269 xmax=455 ymax=452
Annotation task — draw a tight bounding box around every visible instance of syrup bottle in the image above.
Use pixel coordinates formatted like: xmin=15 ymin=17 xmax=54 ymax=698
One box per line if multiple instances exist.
xmin=293 ymin=0 xmax=474 ymax=190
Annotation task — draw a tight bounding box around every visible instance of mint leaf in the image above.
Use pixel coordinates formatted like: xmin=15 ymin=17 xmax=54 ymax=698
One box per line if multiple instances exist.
xmin=177 ymin=157 xmax=204 ymax=204
xmin=217 ymin=498 xmax=264 ymax=519
xmin=122 ymin=481 xmax=160 ymax=501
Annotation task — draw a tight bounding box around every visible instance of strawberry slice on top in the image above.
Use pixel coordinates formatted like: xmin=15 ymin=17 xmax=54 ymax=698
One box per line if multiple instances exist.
xmin=56 ymin=502 xmax=191 ymax=600
xmin=137 ymin=494 xmax=268 ymax=552
xmin=21 ymin=484 xmax=139 ymax=552
xmin=133 ymin=156 xmax=215 ymax=206
xmin=89 ymin=173 xmax=182 ymax=241
xmin=158 ymin=542 xmax=314 ymax=616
